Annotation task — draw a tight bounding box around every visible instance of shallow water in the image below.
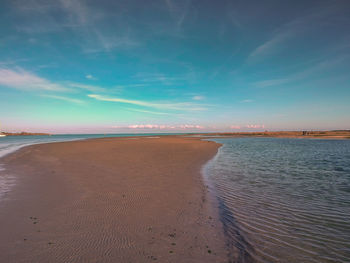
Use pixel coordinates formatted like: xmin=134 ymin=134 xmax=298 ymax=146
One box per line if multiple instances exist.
xmin=204 ymin=137 xmax=350 ymax=263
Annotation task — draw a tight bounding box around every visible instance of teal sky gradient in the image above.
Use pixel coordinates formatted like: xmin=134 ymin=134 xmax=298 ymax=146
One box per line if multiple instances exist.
xmin=1 ymin=0 xmax=349 ymax=133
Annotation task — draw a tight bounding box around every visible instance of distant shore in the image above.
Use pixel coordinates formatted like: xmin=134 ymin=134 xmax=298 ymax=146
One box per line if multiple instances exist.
xmin=193 ymin=130 xmax=350 ymax=139
xmin=0 ymin=136 xmax=228 ymax=262
xmin=1 ymin=132 xmax=51 ymax=136
xmin=1 ymin=130 xmax=349 ymax=139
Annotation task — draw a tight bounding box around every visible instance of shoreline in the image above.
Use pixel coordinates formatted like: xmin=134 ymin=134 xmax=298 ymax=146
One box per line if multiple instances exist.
xmin=0 ymin=136 xmax=228 ymax=262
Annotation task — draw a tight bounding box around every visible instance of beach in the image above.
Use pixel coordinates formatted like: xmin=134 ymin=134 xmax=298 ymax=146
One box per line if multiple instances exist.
xmin=0 ymin=136 xmax=228 ymax=263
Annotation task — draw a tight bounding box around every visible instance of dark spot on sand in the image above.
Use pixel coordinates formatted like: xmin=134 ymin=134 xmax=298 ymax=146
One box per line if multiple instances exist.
xmin=169 ymin=250 xmax=173 ymax=254
xmin=24 ymin=238 xmax=27 ymax=241
xmin=48 ymin=242 xmax=54 ymax=245
xmin=208 ymin=250 xmax=212 ymax=254
xmin=33 ymin=222 xmax=37 ymax=224
xmin=171 ymin=242 xmax=176 ymax=246
xmin=168 ymin=233 xmax=176 ymax=238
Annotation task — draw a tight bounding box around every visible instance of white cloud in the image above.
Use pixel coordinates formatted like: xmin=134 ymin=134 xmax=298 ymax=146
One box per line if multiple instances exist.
xmin=41 ymin=94 xmax=84 ymax=104
xmin=246 ymin=124 xmax=265 ymax=129
xmin=193 ymin=95 xmax=204 ymax=100
xmin=69 ymin=83 xmax=105 ymax=92
xmin=0 ymin=68 xmax=108 ymax=94
xmin=88 ymin=94 xmax=207 ymax=111
xmin=126 ymin=108 xmax=175 ymax=115
xmin=133 ymin=73 xmax=184 ymax=85
xmin=0 ymin=68 xmax=69 ymax=92
xmin=85 ymin=74 xmax=96 ymax=80
xmin=179 ymin=124 xmax=204 ymax=129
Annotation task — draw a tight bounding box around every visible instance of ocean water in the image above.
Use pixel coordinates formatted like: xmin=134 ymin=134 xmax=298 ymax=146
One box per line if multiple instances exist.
xmin=204 ymin=137 xmax=350 ymax=263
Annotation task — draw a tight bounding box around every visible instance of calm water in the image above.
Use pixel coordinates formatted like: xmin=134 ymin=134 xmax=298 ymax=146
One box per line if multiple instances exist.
xmin=204 ymin=138 xmax=350 ymax=263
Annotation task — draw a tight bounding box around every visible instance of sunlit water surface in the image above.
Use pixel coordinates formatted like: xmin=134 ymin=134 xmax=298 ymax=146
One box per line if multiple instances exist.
xmin=204 ymin=138 xmax=350 ymax=263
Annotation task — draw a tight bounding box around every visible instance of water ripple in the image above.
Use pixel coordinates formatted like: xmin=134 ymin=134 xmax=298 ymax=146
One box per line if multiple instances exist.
xmin=205 ymin=138 xmax=350 ymax=263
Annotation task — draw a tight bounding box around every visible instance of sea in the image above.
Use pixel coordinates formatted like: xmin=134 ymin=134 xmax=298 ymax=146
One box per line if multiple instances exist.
xmin=1 ymin=135 xmax=349 ymax=262
xmin=204 ymin=137 xmax=350 ymax=263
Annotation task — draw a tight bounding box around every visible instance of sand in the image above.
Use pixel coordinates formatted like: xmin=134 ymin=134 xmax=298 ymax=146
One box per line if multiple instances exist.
xmin=0 ymin=136 xmax=228 ymax=263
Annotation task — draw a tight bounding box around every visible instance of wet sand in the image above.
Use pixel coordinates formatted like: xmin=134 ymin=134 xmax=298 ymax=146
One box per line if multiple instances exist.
xmin=0 ymin=136 xmax=227 ymax=262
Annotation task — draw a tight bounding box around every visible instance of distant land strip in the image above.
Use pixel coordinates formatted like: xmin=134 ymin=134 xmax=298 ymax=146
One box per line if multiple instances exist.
xmin=193 ymin=130 xmax=350 ymax=139
xmin=1 ymin=130 xmax=349 ymax=139
xmin=1 ymin=132 xmax=51 ymax=136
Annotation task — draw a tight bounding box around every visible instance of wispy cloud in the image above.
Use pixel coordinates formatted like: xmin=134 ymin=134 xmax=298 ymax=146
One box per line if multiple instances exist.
xmin=246 ymin=124 xmax=265 ymax=129
xmin=164 ymin=0 xmax=192 ymax=32
xmin=253 ymin=55 xmax=350 ymax=88
xmin=246 ymin=13 xmax=324 ymax=63
xmin=247 ymin=32 xmax=292 ymax=62
xmin=125 ymin=108 xmax=176 ymax=116
xmin=40 ymin=94 xmax=84 ymax=104
xmin=0 ymin=67 xmax=109 ymax=94
xmin=241 ymin=99 xmax=254 ymax=103
xmin=14 ymin=0 xmax=140 ymax=53
xmin=88 ymin=94 xmax=208 ymax=111
xmin=68 ymin=83 xmax=105 ymax=92
xmin=85 ymin=74 xmax=96 ymax=80
xmin=0 ymin=68 xmax=69 ymax=92
xmin=133 ymin=73 xmax=185 ymax=86
xmin=60 ymin=0 xmax=140 ymax=53
xmin=0 ymin=67 xmax=119 ymax=100
xmin=82 ymin=34 xmax=139 ymax=53
xmin=192 ymin=95 xmax=204 ymax=100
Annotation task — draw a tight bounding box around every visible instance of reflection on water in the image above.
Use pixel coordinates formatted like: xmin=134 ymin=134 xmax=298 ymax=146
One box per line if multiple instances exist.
xmin=0 ymin=164 xmax=16 ymax=200
xmin=205 ymin=138 xmax=350 ymax=263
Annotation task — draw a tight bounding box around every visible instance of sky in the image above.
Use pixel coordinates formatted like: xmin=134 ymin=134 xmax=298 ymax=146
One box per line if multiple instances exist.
xmin=0 ymin=0 xmax=349 ymax=134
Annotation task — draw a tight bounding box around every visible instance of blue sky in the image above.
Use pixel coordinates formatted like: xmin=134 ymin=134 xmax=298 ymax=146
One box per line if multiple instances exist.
xmin=0 ymin=0 xmax=349 ymax=133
